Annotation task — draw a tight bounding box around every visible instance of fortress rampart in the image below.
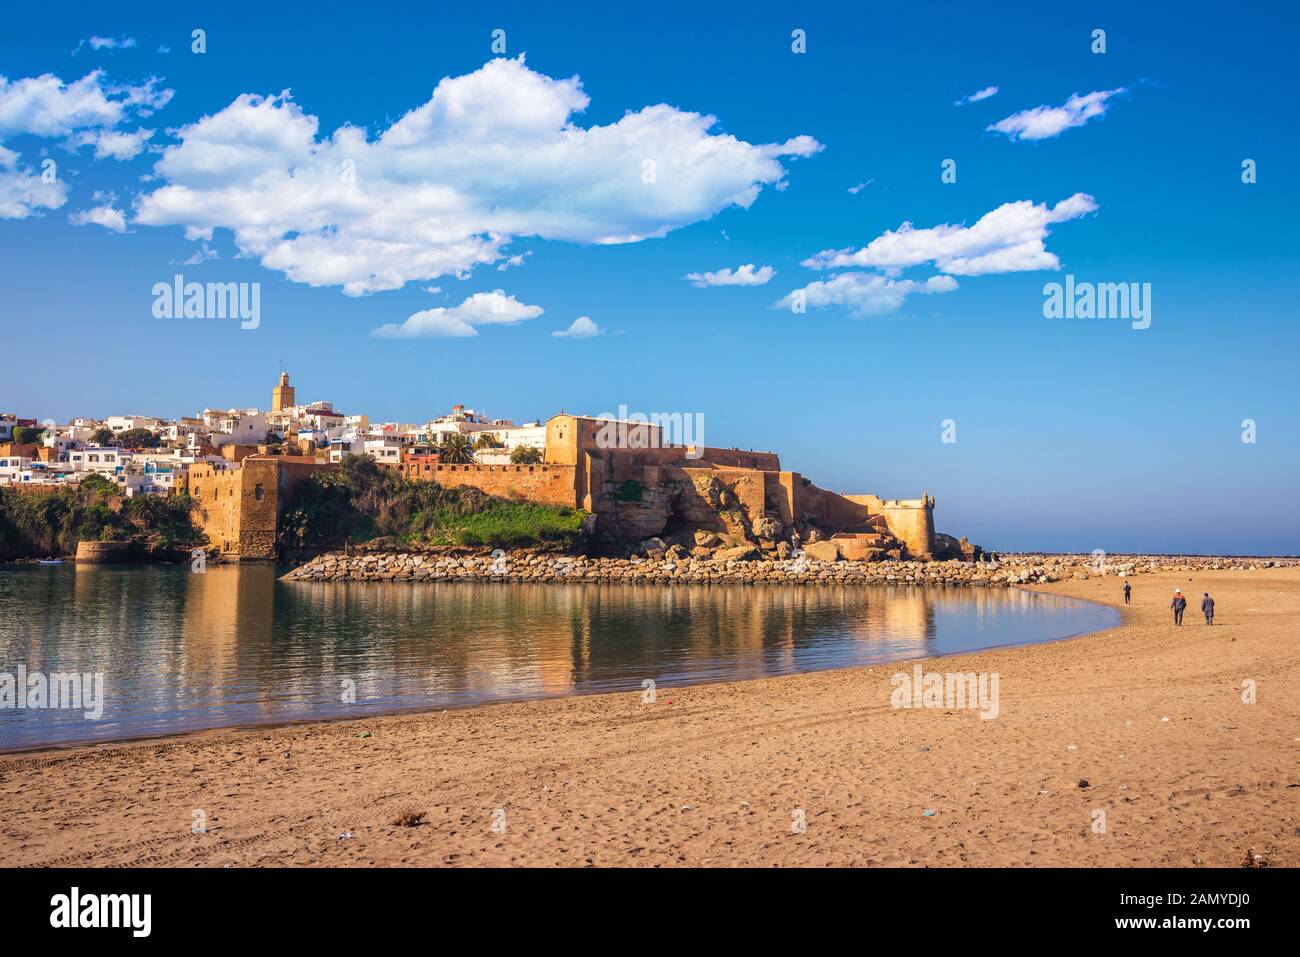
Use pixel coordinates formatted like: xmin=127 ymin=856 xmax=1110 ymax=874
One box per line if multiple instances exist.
xmin=180 ymin=412 xmax=955 ymax=561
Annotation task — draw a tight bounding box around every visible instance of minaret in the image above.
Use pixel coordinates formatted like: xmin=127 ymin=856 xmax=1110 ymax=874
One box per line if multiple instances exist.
xmin=272 ymin=370 xmax=295 ymax=412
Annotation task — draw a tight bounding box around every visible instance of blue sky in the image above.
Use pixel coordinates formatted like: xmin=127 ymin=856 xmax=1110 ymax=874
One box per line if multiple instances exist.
xmin=1 ymin=1 xmax=1297 ymax=554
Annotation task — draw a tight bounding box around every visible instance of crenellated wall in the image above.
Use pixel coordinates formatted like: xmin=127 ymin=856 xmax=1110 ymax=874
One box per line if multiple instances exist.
xmin=406 ymin=461 xmax=580 ymax=508
xmin=843 ymin=494 xmax=936 ymax=559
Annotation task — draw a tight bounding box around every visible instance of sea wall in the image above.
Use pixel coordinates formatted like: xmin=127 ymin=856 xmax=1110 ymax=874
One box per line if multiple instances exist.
xmin=74 ymin=541 xmax=130 ymax=563
xmin=281 ymin=550 xmax=1296 ymax=588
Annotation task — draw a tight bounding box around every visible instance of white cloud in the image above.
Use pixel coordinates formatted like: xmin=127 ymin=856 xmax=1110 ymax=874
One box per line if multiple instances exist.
xmin=988 ymin=89 xmax=1126 ymax=141
xmin=69 ymin=203 xmax=127 ymax=232
xmin=74 ymin=36 xmax=138 ymax=55
xmin=67 ymin=126 xmax=154 ymax=160
xmin=0 ymin=146 xmax=67 ymax=218
xmin=135 ymin=56 xmax=821 ymax=296
xmin=954 ymin=85 xmax=999 ymax=106
xmin=801 ymin=193 xmax=1097 ymax=276
xmin=371 ymin=289 xmax=543 ymax=339
xmin=777 ymin=273 xmax=958 ymax=318
xmin=174 ymin=241 xmax=218 ymax=265
xmin=0 ymin=71 xmax=170 ymax=140
xmin=552 ymin=315 xmax=602 ymax=338
xmin=847 ymin=179 xmax=874 ymax=194
xmin=684 ymin=263 xmax=775 ymax=287
xmin=0 ymin=70 xmax=171 ymax=219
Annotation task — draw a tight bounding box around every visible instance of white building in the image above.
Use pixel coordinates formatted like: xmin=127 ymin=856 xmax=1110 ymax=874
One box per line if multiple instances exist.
xmin=105 ymin=415 xmax=163 ymax=434
xmin=68 ymin=447 xmax=131 ymax=474
xmin=363 ymin=437 xmax=403 ymax=466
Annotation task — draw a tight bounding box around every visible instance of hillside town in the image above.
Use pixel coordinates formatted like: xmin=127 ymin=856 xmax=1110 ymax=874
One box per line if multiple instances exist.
xmin=2 ymin=370 xmax=975 ymax=566
xmin=0 ymin=371 xmax=549 ymax=496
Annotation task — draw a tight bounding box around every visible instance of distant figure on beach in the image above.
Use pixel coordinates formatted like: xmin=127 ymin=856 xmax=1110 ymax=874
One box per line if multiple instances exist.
xmin=1202 ymin=592 xmax=1215 ymax=625
xmin=1123 ymin=580 xmax=1131 ymax=605
xmin=1171 ymin=589 xmax=1187 ymax=626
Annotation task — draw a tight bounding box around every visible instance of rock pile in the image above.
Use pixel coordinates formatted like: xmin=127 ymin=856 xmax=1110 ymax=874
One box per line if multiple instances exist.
xmin=279 ymin=549 xmax=1297 ymax=587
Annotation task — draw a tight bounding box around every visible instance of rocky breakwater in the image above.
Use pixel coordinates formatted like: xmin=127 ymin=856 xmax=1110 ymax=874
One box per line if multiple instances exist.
xmin=287 ymin=548 xmax=1010 ymax=588
xmin=991 ymin=553 xmax=1298 ymax=584
xmin=281 ymin=548 xmax=1298 ymax=588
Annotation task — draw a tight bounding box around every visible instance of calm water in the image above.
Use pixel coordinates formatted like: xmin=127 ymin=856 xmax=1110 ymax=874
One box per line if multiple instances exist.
xmin=0 ymin=564 xmax=1117 ymax=751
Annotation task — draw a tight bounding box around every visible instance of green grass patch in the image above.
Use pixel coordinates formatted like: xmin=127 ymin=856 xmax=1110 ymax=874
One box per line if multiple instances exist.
xmin=426 ymin=501 xmax=585 ymax=549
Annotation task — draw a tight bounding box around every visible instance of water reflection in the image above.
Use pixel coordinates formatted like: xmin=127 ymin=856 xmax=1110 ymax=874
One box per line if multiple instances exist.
xmin=0 ymin=564 xmax=1117 ymax=750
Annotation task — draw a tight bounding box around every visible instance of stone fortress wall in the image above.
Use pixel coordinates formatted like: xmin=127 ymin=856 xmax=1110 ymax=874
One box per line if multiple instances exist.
xmin=185 ymin=412 xmax=954 ymax=562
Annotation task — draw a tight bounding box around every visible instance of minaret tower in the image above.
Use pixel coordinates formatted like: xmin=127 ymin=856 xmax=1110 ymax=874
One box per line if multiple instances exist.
xmin=272 ymin=370 xmax=295 ymax=412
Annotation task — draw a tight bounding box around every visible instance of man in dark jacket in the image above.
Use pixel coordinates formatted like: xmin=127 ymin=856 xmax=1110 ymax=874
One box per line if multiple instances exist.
xmin=1123 ymin=580 xmax=1131 ymax=605
xmin=1202 ymin=592 xmax=1215 ymax=625
xmin=1171 ymin=589 xmax=1187 ymax=626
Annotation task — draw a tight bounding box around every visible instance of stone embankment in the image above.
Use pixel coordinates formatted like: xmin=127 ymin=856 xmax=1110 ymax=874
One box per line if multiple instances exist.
xmin=280 ymin=549 xmax=1297 ymax=587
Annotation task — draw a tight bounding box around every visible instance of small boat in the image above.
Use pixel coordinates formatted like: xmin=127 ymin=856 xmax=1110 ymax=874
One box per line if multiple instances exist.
xmin=37 ymin=558 xmax=65 ymax=565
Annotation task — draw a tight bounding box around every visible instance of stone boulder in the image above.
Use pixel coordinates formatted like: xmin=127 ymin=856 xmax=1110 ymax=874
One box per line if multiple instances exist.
xmin=714 ymin=544 xmax=759 ymax=563
xmin=803 ymin=540 xmax=841 ymax=562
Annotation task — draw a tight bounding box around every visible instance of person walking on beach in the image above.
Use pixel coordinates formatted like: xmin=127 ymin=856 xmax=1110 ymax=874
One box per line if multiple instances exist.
xmin=1171 ymin=588 xmax=1187 ymax=626
xmin=1202 ymin=592 xmax=1215 ymax=625
xmin=1123 ymin=580 xmax=1131 ymax=605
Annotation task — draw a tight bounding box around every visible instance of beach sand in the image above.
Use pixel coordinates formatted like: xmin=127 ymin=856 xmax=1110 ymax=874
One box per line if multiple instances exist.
xmin=2 ymin=567 xmax=1297 ymax=867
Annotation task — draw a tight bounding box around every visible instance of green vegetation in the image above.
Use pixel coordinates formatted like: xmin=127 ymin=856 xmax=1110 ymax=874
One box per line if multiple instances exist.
xmin=11 ymin=426 xmax=46 ymax=444
xmin=438 ymin=433 xmax=475 ymax=464
xmin=473 ymin=432 xmax=504 ymax=449
xmin=116 ymin=428 xmax=162 ymax=449
xmin=0 ymin=477 xmax=200 ymax=559
xmin=615 ymin=480 xmax=645 ymax=502
xmin=279 ymin=455 xmax=585 ymax=550
xmin=509 ymin=445 xmax=542 ymax=464
xmin=91 ymin=428 xmax=114 ymax=446
xmin=424 ymin=501 xmax=585 ymax=548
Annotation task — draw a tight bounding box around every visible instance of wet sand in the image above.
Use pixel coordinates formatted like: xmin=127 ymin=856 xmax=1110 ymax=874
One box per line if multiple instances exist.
xmin=2 ymin=567 xmax=1297 ymax=867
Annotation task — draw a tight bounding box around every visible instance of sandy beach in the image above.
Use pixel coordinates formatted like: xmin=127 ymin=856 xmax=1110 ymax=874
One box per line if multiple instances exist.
xmin=2 ymin=566 xmax=1297 ymax=868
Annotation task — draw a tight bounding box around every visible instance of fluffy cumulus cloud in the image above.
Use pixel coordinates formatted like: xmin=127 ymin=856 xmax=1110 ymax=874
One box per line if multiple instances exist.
xmin=69 ymin=203 xmax=127 ymax=233
xmin=0 ymin=70 xmax=171 ymax=219
xmin=371 ymin=290 xmax=543 ymax=339
xmin=684 ymin=263 xmax=775 ymax=287
xmin=987 ymin=89 xmax=1126 ymax=141
xmin=954 ymin=85 xmax=998 ymax=106
xmin=801 ymin=193 xmax=1097 ymax=276
xmin=134 ymin=56 xmax=821 ymax=296
xmin=777 ymin=273 xmax=958 ymax=318
xmin=783 ymin=194 xmax=1096 ymax=318
xmin=552 ymin=315 xmax=602 ymax=338
xmin=0 ymin=145 xmax=64 ymax=218
xmin=0 ymin=70 xmax=169 ymax=141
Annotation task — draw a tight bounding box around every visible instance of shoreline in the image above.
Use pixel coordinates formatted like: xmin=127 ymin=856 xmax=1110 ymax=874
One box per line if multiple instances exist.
xmin=0 ymin=583 xmax=1118 ymax=757
xmin=3 ymin=566 xmax=1297 ymax=866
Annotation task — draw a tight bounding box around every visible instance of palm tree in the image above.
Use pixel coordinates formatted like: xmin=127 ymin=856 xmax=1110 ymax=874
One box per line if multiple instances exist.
xmin=439 ymin=432 xmax=475 ymax=464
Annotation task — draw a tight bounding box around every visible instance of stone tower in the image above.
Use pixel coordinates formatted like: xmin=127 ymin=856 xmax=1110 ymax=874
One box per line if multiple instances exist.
xmin=272 ymin=370 xmax=295 ymax=412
